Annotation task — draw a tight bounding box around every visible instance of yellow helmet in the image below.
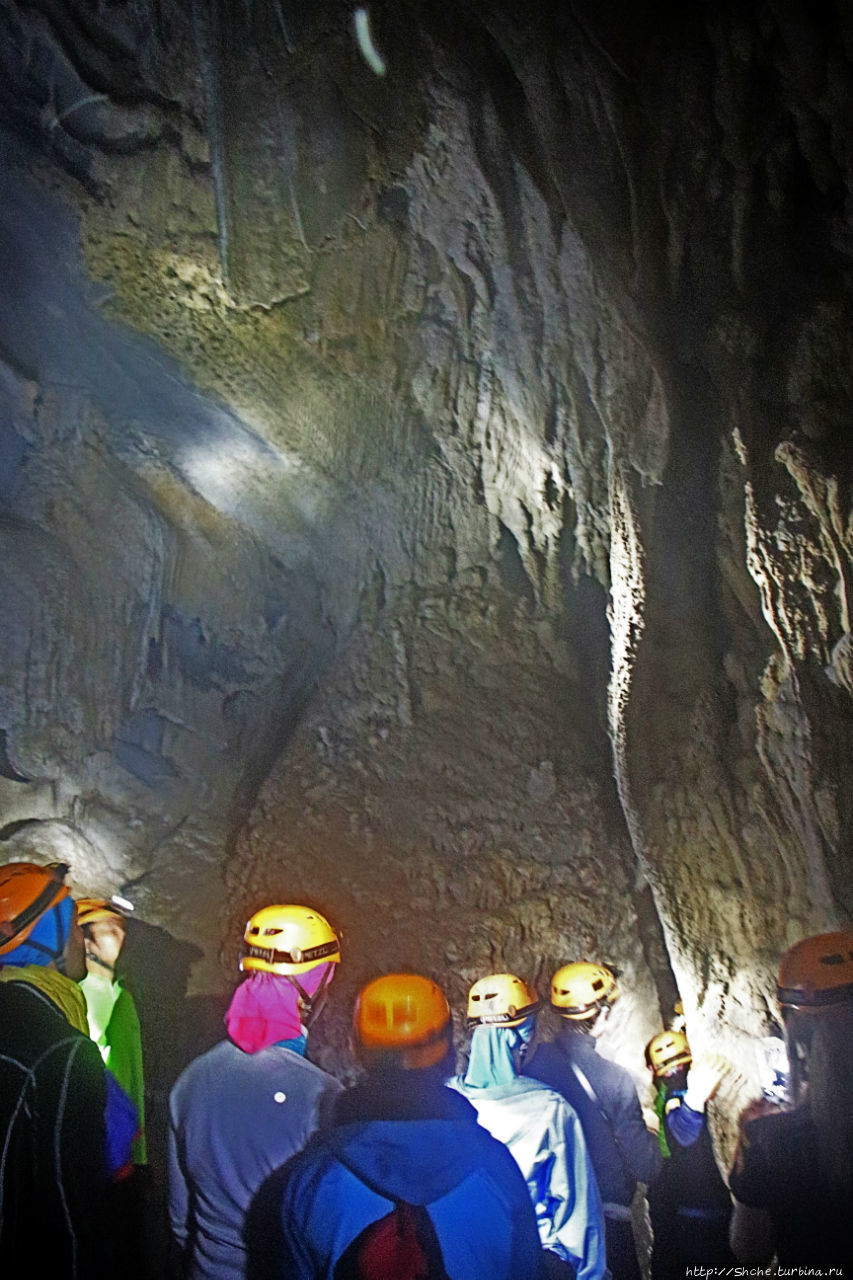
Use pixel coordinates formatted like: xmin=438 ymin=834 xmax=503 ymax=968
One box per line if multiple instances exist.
xmin=76 ymin=898 xmax=126 ymax=928
xmin=646 ymin=1029 xmax=692 ymax=1077
xmin=0 ymin=862 xmax=70 ymax=956
xmin=550 ymin=961 xmax=619 ymax=1020
xmin=467 ymin=973 xmax=541 ymax=1028
xmin=354 ymin=973 xmax=451 ymax=1070
xmin=777 ymin=930 xmax=853 ymax=1012
xmin=240 ymin=904 xmax=340 ymax=977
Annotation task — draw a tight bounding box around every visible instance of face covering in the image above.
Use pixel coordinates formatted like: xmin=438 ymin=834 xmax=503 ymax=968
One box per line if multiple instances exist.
xmin=463 ymin=1017 xmax=536 ymax=1089
xmin=224 ymin=963 xmax=334 ymax=1054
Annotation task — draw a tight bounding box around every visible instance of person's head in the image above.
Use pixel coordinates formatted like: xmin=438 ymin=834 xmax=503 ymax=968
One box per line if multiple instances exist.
xmin=0 ymin=861 xmax=86 ymax=981
xmin=550 ymin=961 xmax=619 ymax=1034
xmin=353 ymin=972 xmax=453 ymax=1078
xmin=468 ymin=972 xmax=539 ymax=1067
xmin=240 ymin=903 xmax=340 ymax=1027
xmin=777 ymin=929 xmax=853 ymax=1196
xmin=645 ymin=1028 xmax=692 ymax=1086
xmin=777 ymin=928 xmax=853 ymax=1105
xmin=465 ymin=973 xmax=540 ymax=1082
xmin=77 ymin=898 xmax=127 ymax=978
xmin=467 ymin=973 xmax=541 ymax=1030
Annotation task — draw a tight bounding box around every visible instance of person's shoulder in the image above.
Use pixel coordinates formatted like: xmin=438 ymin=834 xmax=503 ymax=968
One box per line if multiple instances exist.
xmin=171 ymin=1038 xmax=237 ymax=1091
xmin=277 ymin=1125 xmax=342 ymax=1201
xmin=278 ymin=1046 xmax=336 ymax=1076
xmin=591 ymin=1045 xmax=636 ymax=1089
xmin=744 ymin=1102 xmax=811 ymax=1151
xmin=512 ymin=1073 xmax=569 ymax=1108
xmin=525 ymin=1039 xmax=563 ymax=1075
xmin=246 ymin=1129 xmax=340 ymax=1258
xmin=469 ymin=1118 xmax=542 ymax=1196
xmin=284 ymin=1049 xmax=343 ymax=1096
xmin=1 ymin=980 xmax=94 ymax=1049
xmin=0 ymin=976 xmax=67 ymax=1022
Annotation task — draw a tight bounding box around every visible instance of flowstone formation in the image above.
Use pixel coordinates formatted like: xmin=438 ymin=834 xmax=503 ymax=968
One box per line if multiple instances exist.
xmin=1 ymin=1 xmax=852 ymax=1115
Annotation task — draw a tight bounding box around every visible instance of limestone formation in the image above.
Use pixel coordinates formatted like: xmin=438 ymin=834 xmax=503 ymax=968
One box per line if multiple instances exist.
xmin=1 ymin=3 xmax=852 ymax=1137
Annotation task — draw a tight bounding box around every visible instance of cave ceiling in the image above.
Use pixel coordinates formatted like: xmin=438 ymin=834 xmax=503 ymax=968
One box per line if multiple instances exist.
xmin=1 ymin=0 xmax=853 ymax=1087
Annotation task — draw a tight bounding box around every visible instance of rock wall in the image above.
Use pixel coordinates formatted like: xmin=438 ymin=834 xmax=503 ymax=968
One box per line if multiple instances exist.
xmin=0 ymin=1 xmax=852 ymax=1111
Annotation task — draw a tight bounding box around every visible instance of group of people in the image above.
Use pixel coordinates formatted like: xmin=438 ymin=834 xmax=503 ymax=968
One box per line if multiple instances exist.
xmin=0 ymin=861 xmax=146 ymax=1274
xmin=2 ymin=858 xmax=851 ymax=1277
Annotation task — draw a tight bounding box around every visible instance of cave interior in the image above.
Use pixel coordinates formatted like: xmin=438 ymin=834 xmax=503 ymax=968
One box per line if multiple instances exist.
xmin=2 ymin=0 xmax=853 ymax=1165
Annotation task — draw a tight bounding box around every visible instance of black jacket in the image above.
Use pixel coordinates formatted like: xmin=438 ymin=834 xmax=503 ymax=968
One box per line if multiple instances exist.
xmin=0 ymin=979 xmax=110 ymax=1276
xmin=526 ymin=1030 xmax=661 ymax=1206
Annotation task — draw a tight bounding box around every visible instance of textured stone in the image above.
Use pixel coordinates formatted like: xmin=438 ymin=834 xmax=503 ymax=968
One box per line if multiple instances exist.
xmin=0 ymin=3 xmax=852 ymax=1152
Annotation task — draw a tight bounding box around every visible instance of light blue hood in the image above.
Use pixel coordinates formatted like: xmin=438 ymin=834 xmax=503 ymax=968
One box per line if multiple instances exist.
xmin=463 ymin=1019 xmax=535 ymax=1088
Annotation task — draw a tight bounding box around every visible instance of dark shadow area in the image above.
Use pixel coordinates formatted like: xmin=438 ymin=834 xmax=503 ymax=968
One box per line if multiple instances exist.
xmin=116 ymin=918 xmax=228 ymax=1279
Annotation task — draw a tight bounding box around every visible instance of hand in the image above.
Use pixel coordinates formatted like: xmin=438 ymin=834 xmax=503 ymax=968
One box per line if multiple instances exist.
xmin=684 ymin=1055 xmax=730 ymax=1110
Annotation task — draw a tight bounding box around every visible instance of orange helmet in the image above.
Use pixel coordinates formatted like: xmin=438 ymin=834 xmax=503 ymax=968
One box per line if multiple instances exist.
xmin=646 ymin=1029 xmax=692 ymax=1077
xmin=467 ymin=973 xmax=540 ymax=1028
xmin=550 ymin=962 xmax=619 ymax=1020
xmin=0 ymin=862 xmax=70 ymax=956
xmin=354 ymin=973 xmax=452 ymax=1070
xmin=777 ymin=930 xmax=853 ymax=1012
xmin=76 ymin=898 xmax=126 ymax=928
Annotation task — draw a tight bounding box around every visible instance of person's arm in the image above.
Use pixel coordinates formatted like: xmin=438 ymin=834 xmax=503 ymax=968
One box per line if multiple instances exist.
xmin=314 ymin=1074 xmax=343 ymax=1132
xmin=106 ymin=988 xmax=147 ymax=1162
xmin=277 ymin=1165 xmax=322 ymax=1280
xmin=730 ymin=1200 xmax=774 ymax=1264
xmin=663 ymin=1095 xmax=705 ymax=1147
xmin=665 ymin=1056 xmax=729 ymax=1150
xmin=167 ymin=1095 xmax=190 ymax=1253
xmin=103 ymin=1068 xmax=139 ymax=1178
xmin=58 ymin=1035 xmax=110 ymax=1266
xmin=613 ymin=1082 xmax=663 ymax=1185
xmin=728 ymin=1106 xmax=777 ymax=1264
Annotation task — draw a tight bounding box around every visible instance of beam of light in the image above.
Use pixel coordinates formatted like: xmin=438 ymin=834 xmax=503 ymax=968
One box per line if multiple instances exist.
xmin=179 ymin=427 xmax=314 ymax=525
xmin=354 ymin=8 xmax=386 ymax=76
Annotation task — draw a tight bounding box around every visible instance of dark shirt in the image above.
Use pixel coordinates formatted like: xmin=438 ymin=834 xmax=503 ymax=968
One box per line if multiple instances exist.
xmin=729 ymin=1104 xmax=852 ymax=1268
xmin=0 ymin=979 xmax=110 ymax=1276
xmin=526 ymin=1029 xmax=661 ymax=1206
xmin=652 ymin=1089 xmax=732 ymax=1217
xmin=649 ymin=1087 xmax=733 ymax=1278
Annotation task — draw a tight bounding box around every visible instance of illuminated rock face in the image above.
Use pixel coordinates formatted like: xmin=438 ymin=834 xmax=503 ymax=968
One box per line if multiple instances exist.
xmin=1 ymin=2 xmax=852 ymax=1101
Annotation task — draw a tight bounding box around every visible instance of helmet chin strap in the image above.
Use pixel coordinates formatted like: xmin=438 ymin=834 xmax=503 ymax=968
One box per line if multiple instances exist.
xmin=287 ymin=964 xmax=334 ymax=1029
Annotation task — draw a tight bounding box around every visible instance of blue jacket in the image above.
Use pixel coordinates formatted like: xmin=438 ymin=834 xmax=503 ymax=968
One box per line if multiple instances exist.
xmin=250 ymin=1073 xmax=547 ymax=1279
xmin=526 ymin=1030 xmax=661 ymax=1209
xmin=449 ymin=1073 xmax=607 ymax=1279
xmin=169 ymin=1039 xmax=341 ymax=1279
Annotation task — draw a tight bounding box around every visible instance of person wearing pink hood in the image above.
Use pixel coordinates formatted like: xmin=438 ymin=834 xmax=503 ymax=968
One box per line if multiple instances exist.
xmin=168 ymin=904 xmax=342 ymax=1279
